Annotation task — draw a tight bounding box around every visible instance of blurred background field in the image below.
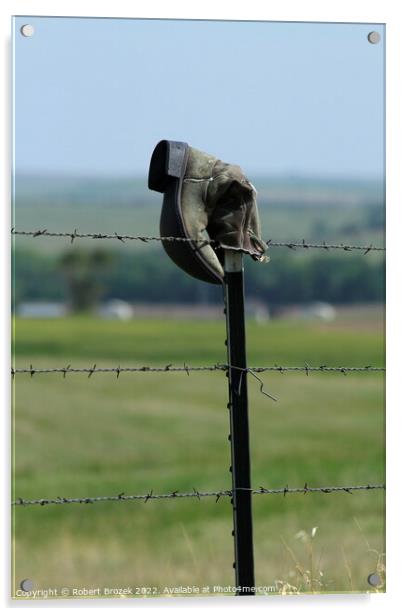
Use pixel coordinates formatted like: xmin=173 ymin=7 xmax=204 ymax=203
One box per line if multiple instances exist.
xmin=13 ymin=176 xmax=385 ymax=312
xmin=12 ymin=312 xmax=385 ymax=597
xmin=12 ymin=172 xmax=385 ymax=599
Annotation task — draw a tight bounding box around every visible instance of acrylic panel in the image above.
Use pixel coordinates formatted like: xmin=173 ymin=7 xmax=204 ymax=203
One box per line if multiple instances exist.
xmin=12 ymin=16 xmax=385 ymax=600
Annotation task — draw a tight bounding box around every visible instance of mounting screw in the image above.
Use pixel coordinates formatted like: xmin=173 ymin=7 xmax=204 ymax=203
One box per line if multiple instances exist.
xmin=367 ymin=31 xmax=380 ymax=44
xmin=20 ymin=579 xmax=34 ymax=591
xmin=367 ymin=572 xmax=382 ymax=587
xmin=20 ymin=24 xmax=34 ymax=37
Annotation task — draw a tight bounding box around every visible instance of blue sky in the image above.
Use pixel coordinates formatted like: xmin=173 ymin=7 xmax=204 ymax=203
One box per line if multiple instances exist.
xmin=13 ymin=17 xmax=385 ymax=178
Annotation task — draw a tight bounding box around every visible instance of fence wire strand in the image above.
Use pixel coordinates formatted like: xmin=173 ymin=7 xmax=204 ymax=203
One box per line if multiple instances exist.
xmin=12 ymin=483 xmax=385 ymax=507
xmin=11 ymin=363 xmax=385 ymax=378
xmin=11 ymin=228 xmax=385 ymax=253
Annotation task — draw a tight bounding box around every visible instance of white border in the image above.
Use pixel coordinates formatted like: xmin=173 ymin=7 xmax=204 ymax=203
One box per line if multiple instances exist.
xmin=1 ymin=1 xmax=401 ymax=613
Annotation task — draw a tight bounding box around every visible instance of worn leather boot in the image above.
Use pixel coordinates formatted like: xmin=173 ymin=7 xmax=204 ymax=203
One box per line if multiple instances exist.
xmin=148 ymin=140 xmax=268 ymax=284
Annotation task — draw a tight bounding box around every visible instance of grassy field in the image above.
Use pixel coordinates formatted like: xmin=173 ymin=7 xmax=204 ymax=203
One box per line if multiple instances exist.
xmin=12 ymin=314 xmax=385 ymax=599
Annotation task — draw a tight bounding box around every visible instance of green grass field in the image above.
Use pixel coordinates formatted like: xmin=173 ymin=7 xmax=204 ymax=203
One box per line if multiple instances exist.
xmin=12 ymin=314 xmax=385 ymax=598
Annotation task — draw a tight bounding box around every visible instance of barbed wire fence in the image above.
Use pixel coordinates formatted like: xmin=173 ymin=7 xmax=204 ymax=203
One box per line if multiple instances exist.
xmin=13 ymin=484 xmax=385 ymax=507
xmin=11 ymin=227 xmax=385 ymax=253
xmin=11 ymin=363 xmax=385 ymax=377
xmin=12 ymin=362 xmax=385 ymax=402
xmin=12 ymin=227 xmax=385 ymax=585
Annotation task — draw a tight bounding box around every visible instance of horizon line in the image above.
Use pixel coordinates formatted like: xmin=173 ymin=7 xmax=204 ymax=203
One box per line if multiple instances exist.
xmin=14 ymin=170 xmax=385 ymax=184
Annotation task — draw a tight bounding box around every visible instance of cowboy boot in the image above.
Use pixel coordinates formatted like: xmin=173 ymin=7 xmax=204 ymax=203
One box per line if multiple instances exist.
xmin=148 ymin=140 xmax=268 ymax=284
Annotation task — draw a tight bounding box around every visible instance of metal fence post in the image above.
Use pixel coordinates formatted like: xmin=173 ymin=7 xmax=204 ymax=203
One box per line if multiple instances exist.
xmin=224 ymin=250 xmax=255 ymax=596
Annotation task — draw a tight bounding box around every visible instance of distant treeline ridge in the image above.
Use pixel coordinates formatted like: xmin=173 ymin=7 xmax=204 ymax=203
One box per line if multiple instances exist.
xmin=13 ymin=247 xmax=385 ymax=308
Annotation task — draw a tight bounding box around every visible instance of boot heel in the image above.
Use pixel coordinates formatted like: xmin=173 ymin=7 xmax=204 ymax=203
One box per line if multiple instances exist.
xmin=148 ymin=140 xmax=188 ymax=193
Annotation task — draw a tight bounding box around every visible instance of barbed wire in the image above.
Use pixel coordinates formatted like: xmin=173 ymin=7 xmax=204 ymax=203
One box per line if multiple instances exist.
xmin=12 ymin=483 xmax=385 ymax=507
xmin=11 ymin=363 xmax=386 ymax=377
xmin=265 ymin=239 xmax=384 ymax=253
xmin=11 ymin=228 xmax=385 ymax=253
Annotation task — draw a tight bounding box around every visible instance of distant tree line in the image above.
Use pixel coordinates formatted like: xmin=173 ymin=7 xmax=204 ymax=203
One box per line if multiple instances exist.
xmin=12 ymin=247 xmax=385 ymax=312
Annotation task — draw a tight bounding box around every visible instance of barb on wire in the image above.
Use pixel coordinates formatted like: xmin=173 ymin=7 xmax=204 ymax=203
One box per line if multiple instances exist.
xmin=12 ymin=483 xmax=385 ymax=507
xmin=11 ymin=228 xmax=385 ymax=253
xmin=11 ymin=363 xmax=385 ymax=376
